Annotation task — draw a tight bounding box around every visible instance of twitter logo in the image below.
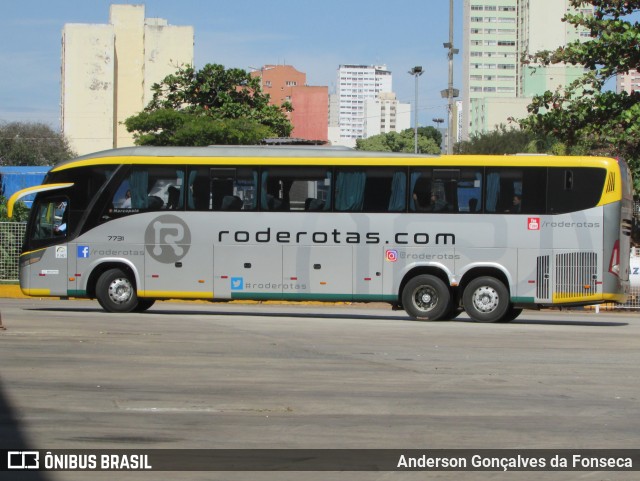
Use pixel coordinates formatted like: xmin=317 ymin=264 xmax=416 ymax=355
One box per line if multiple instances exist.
xmin=231 ymin=277 xmax=244 ymax=290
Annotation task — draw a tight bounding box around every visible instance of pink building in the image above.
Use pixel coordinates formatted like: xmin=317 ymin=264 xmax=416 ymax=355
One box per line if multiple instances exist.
xmin=251 ymin=65 xmax=328 ymax=142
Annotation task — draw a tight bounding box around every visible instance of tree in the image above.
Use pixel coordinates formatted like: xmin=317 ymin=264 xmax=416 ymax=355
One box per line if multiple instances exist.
xmin=356 ymin=128 xmax=441 ymax=154
xmin=0 ymin=196 xmax=29 ymax=222
xmin=517 ymin=1 xmax=640 ymax=186
xmin=455 ymin=124 xmax=550 ymax=154
xmin=0 ymin=122 xmax=75 ymax=166
xmin=125 ymin=64 xmax=293 ymax=145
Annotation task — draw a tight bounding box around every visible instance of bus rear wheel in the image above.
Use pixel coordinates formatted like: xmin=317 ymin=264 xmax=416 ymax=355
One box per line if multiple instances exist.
xmin=402 ymin=275 xmax=451 ymax=321
xmin=96 ymin=268 xmax=139 ymax=313
xmin=463 ymin=276 xmax=510 ymax=323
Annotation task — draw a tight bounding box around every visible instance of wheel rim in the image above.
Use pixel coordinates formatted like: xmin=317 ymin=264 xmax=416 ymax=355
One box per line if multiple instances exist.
xmin=413 ymin=285 xmax=438 ymax=313
xmin=108 ymin=277 xmax=133 ymax=305
xmin=472 ymin=286 xmax=500 ymax=313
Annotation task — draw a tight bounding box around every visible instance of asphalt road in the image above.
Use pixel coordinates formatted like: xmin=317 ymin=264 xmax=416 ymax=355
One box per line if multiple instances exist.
xmin=0 ymin=298 xmax=638 ymax=481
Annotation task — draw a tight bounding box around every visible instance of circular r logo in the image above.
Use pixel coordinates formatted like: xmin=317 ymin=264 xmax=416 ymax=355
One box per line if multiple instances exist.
xmin=145 ymin=214 xmax=191 ymax=263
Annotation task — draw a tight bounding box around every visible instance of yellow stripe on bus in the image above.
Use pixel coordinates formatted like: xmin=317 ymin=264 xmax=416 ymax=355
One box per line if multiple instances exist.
xmin=52 ymin=154 xmax=619 ymax=171
xmin=23 ymin=288 xmax=51 ymax=296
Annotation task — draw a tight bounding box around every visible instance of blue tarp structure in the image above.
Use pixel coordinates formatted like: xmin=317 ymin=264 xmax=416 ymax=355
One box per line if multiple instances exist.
xmin=0 ymin=166 xmax=51 ymax=208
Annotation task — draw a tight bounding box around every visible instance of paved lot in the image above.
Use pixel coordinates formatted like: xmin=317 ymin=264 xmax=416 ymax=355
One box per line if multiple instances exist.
xmin=0 ymin=298 xmax=638 ymax=481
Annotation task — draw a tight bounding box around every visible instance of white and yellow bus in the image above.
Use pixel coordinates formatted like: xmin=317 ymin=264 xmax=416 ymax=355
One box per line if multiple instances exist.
xmin=8 ymin=146 xmax=633 ymax=322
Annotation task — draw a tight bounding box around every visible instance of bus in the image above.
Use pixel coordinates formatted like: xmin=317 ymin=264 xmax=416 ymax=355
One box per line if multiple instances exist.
xmin=8 ymin=146 xmax=633 ymax=322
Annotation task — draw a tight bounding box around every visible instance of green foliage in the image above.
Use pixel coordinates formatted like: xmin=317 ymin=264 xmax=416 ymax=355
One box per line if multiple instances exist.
xmin=518 ymin=1 xmax=640 ymax=189
xmin=0 ymin=122 xmax=75 ymax=166
xmin=124 ymin=109 xmax=273 ymax=146
xmin=0 ymin=196 xmax=29 ymax=222
xmin=455 ymin=125 xmax=540 ymax=154
xmin=125 ymin=64 xmax=293 ymax=145
xmin=356 ymin=128 xmax=441 ymax=154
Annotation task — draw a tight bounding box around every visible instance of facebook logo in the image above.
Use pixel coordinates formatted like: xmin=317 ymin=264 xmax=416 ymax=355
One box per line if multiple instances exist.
xmin=230 ymin=277 xmax=244 ymax=291
xmin=77 ymin=246 xmax=90 ymax=258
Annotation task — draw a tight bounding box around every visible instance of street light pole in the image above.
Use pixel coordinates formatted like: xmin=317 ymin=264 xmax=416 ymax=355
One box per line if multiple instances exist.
xmin=408 ymin=66 xmax=423 ymax=154
xmin=442 ymin=0 xmax=459 ymax=155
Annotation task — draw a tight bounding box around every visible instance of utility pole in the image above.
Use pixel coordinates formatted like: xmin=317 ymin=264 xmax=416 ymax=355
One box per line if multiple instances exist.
xmin=408 ymin=66 xmax=424 ymax=154
xmin=441 ymin=0 xmax=459 ymax=154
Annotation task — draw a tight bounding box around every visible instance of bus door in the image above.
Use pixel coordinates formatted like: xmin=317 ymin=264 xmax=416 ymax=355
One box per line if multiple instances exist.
xmin=282 ymin=245 xmax=353 ymax=301
xmin=25 ymin=197 xmax=71 ymax=297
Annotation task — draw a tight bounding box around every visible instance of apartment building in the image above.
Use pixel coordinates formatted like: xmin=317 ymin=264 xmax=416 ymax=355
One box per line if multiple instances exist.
xmin=462 ymin=0 xmax=591 ymax=139
xmin=363 ymin=92 xmax=411 ymax=138
xmin=617 ymin=70 xmax=640 ymax=94
xmin=250 ymin=65 xmax=328 ymax=142
xmin=61 ymin=5 xmax=193 ymax=155
xmin=336 ymin=64 xmax=393 ymax=147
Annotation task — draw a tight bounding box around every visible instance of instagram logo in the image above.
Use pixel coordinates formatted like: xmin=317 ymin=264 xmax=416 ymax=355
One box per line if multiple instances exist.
xmin=385 ymin=249 xmax=399 ymax=262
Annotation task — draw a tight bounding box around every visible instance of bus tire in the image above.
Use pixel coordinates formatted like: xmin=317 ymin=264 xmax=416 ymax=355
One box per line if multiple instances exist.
xmin=135 ymin=298 xmax=156 ymax=312
xmin=463 ymin=276 xmax=510 ymax=323
xmin=96 ymin=268 xmax=139 ymax=313
xmin=498 ymin=306 xmax=523 ymax=323
xmin=402 ymin=275 xmax=451 ymax=321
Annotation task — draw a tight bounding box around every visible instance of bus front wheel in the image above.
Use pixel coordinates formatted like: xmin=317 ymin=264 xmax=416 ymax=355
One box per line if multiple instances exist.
xmin=96 ymin=268 xmax=139 ymax=313
xmin=463 ymin=276 xmax=510 ymax=323
xmin=135 ymin=298 xmax=156 ymax=312
xmin=402 ymin=275 xmax=451 ymax=321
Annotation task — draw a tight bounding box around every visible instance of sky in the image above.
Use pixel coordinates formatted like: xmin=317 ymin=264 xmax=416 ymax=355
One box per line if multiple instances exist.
xmin=0 ymin=0 xmax=463 ymax=131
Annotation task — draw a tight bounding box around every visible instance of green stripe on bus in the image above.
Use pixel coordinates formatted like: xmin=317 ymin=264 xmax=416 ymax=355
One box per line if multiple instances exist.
xmin=512 ymin=297 xmax=535 ymax=303
xmin=67 ymin=290 xmax=87 ymax=297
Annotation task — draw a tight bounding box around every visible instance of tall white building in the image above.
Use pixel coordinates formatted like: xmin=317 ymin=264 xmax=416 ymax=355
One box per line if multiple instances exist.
xmin=363 ymin=92 xmax=411 ymax=138
xmin=462 ymin=0 xmax=591 ymax=139
xmin=61 ymin=5 xmax=194 ymax=155
xmin=336 ymin=64 xmax=393 ymax=147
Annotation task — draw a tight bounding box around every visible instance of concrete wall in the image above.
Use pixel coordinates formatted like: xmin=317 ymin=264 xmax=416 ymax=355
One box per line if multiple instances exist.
xmin=61 ymin=24 xmax=115 ymax=155
xmin=62 ymin=5 xmax=193 ymax=155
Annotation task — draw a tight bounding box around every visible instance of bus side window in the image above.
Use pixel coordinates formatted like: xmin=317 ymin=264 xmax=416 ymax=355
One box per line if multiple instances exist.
xmin=412 ymin=168 xmax=476 ymax=213
xmin=106 ymin=166 xmax=185 ymax=214
xmin=458 ymin=168 xmax=483 ymax=213
xmin=410 ymin=169 xmax=432 ymax=212
xmin=188 ymin=167 xmax=258 ymax=211
xmin=431 ymin=169 xmax=458 ymax=213
xmin=335 ymin=168 xmax=405 ymax=213
xmin=335 ymin=169 xmax=365 ymax=212
xmin=486 ymin=167 xmax=546 ymax=214
xmin=486 ymin=168 xmax=521 ymax=213
xmin=261 ymin=167 xmax=331 ymax=212
xmin=547 ymin=167 xmax=606 ymax=214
